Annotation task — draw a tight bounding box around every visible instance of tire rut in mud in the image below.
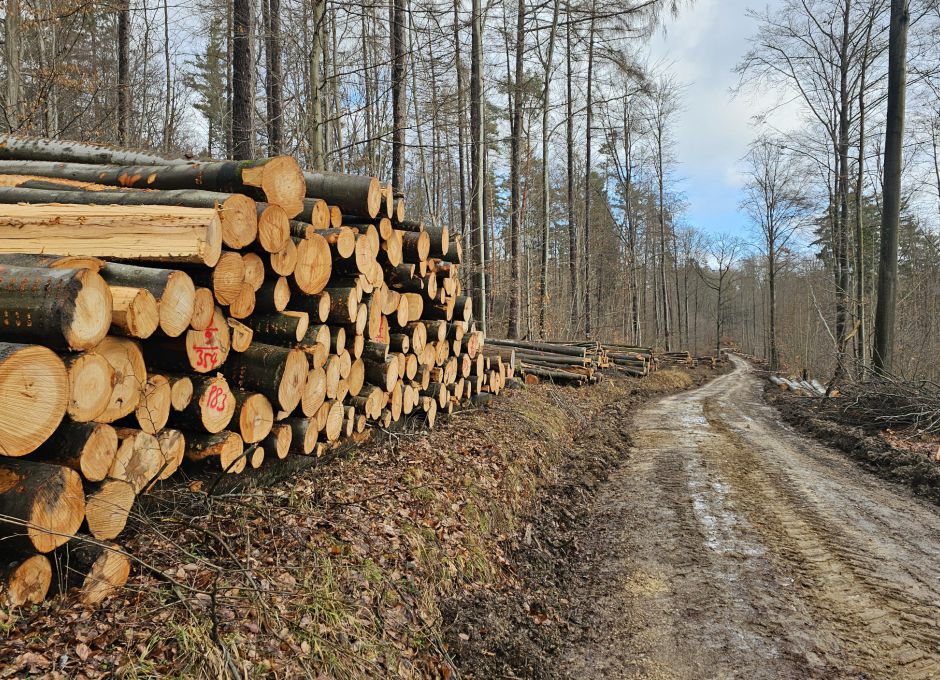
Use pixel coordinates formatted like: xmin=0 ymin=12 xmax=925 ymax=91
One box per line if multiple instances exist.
xmin=560 ymin=357 xmax=940 ymax=680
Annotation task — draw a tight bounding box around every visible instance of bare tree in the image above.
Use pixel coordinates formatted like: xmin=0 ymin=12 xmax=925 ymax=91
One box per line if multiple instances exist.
xmin=874 ymin=0 xmax=912 ymax=372
xmin=741 ymin=137 xmax=810 ymax=370
xmin=699 ymin=234 xmax=744 ymax=357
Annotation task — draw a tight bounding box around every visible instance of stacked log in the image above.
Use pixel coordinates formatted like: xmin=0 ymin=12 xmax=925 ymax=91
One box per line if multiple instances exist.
xmin=0 ymin=134 xmax=510 ymax=605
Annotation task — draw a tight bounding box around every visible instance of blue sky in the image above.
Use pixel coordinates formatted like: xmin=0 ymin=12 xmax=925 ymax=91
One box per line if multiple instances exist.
xmin=646 ymin=0 xmax=799 ymax=238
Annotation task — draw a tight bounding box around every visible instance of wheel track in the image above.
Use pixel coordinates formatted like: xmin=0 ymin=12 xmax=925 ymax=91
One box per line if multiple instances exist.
xmin=561 ymin=357 xmax=940 ymax=680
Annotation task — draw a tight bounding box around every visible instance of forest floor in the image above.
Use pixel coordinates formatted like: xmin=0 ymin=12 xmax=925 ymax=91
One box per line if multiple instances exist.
xmin=7 ymin=357 xmax=937 ymax=679
xmin=0 ymin=361 xmax=715 ymax=679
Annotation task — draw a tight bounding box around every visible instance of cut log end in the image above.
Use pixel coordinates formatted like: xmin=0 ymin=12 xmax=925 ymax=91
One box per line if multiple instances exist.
xmin=0 ymin=344 xmax=69 ymax=456
xmin=85 ymin=478 xmax=135 ymax=540
xmin=62 ymin=268 xmax=113 ymax=351
xmin=3 ymin=554 xmax=52 ymax=606
xmin=0 ymin=459 xmax=85 ymax=552
xmin=258 ymin=156 xmax=305 ymax=218
xmin=220 ymin=194 xmax=258 ymax=249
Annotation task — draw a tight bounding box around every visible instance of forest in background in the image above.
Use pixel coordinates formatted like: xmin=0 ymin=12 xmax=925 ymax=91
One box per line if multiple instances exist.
xmin=2 ymin=0 xmax=940 ymax=380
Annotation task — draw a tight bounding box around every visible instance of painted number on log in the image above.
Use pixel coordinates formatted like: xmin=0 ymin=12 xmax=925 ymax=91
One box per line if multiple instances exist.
xmin=206 ymin=385 xmax=228 ymax=412
xmin=193 ymin=321 xmax=222 ymax=370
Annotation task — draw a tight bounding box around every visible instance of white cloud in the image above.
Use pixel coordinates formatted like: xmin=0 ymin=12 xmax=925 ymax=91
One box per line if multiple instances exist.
xmin=644 ymin=0 xmax=805 ymax=233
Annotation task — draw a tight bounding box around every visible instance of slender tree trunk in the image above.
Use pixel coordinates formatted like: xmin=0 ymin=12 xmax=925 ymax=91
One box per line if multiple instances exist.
xmin=391 ymin=0 xmax=407 ymax=192
xmin=163 ymin=0 xmax=173 ymax=150
xmin=454 ymin=0 xmax=468 ymax=254
xmin=873 ymin=0 xmax=910 ymax=373
xmin=855 ymin=22 xmax=872 ymax=376
xmin=833 ymin=0 xmax=852 ymax=381
xmin=583 ymin=9 xmax=596 ymax=337
xmin=507 ymin=0 xmax=525 ymax=339
xmin=226 ymin=0 xmax=234 ymax=157
xmin=117 ymin=0 xmax=131 ymax=145
xmin=769 ymin=251 xmax=778 ymax=369
xmin=565 ymin=6 xmax=579 ymax=332
xmin=4 ymin=0 xmax=22 ymax=131
xmin=657 ymin=133 xmax=671 ymax=351
xmin=231 ymin=0 xmax=255 ymax=159
xmin=265 ymin=0 xmax=284 ymax=154
xmin=308 ymin=0 xmax=325 ymax=169
xmin=470 ymin=0 xmax=487 ymax=330
xmin=539 ymin=0 xmax=560 ymax=339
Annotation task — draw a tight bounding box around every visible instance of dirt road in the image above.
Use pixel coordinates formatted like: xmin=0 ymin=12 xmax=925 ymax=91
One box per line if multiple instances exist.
xmin=561 ymin=356 xmax=940 ymax=680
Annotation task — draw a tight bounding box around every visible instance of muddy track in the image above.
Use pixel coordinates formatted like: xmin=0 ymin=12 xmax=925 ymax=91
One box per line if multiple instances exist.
xmin=561 ymin=356 xmax=940 ymax=680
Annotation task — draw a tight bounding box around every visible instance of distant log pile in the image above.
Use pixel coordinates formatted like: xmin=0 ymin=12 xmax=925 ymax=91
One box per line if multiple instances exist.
xmin=0 ymin=134 xmax=509 ymax=607
xmin=488 ymin=339 xmax=728 ymax=384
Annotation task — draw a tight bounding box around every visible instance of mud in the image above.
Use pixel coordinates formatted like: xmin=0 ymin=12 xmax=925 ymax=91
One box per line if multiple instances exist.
xmin=560 ymin=356 xmax=940 ymax=679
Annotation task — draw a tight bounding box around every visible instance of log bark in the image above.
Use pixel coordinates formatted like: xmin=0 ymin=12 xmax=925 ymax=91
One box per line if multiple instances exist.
xmin=0 ymin=459 xmax=85 ymax=552
xmin=0 ymin=253 xmax=104 ymax=272
xmin=184 ymin=430 xmax=245 ymax=473
xmin=0 ymin=265 xmax=111 ymax=351
xmin=55 ymin=540 xmax=132 ymax=604
xmin=0 ymin=157 xmax=305 ymax=216
xmin=285 ymin=417 xmax=317 ymax=454
xmin=303 ymin=171 xmax=382 ymax=219
xmin=263 ymin=423 xmax=291 ymax=459
xmin=0 ymin=202 xmax=222 ymax=266
xmin=254 ymin=276 xmax=291 ymax=314
xmin=242 ymin=311 xmax=309 ymax=344
xmin=221 ymin=342 xmax=308 ymax=412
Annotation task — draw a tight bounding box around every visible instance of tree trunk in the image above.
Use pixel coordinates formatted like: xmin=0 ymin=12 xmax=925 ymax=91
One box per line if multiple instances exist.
xmin=539 ymin=0 xmax=560 ymax=338
xmin=0 ymin=156 xmax=304 ymax=215
xmin=507 ymin=0 xmax=525 ymax=339
xmin=391 ymin=0 xmax=407 ymax=192
xmin=264 ymin=0 xmax=284 ymax=155
xmin=117 ymin=0 xmax=131 ymax=145
xmin=232 ymin=0 xmax=255 ymax=159
xmin=565 ymin=4 xmax=579 ymax=332
xmin=583 ymin=9 xmax=596 ymax=337
xmin=3 ymin=0 xmax=22 ymax=130
xmin=308 ymin=0 xmax=326 ymax=169
xmin=873 ymin=0 xmax=910 ymax=373
xmin=469 ymin=0 xmax=487 ymax=331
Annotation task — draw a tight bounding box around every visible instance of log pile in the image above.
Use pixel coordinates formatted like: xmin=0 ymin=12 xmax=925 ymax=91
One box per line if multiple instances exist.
xmin=487 ymin=339 xmax=662 ymax=384
xmin=0 ymin=134 xmax=509 ymax=607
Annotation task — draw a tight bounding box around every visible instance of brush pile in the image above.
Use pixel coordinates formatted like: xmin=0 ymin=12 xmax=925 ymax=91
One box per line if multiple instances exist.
xmin=0 ymin=135 xmax=509 ymax=608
